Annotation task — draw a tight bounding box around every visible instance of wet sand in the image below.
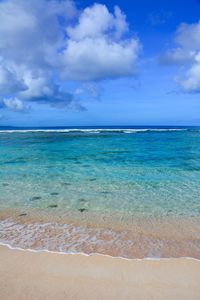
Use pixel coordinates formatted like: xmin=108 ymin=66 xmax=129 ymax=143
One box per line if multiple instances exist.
xmin=0 ymin=245 xmax=200 ymax=300
xmin=1 ymin=210 xmax=200 ymax=259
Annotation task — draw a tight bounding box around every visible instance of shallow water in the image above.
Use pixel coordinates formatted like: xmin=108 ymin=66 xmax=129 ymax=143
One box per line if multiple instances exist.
xmin=0 ymin=128 xmax=200 ymax=258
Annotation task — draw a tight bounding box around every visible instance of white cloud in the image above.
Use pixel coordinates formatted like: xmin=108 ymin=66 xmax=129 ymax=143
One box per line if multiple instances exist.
xmin=0 ymin=0 xmax=141 ymax=112
xmin=0 ymin=0 xmax=77 ymax=111
xmin=19 ymin=73 xmax=53 ymax=99
xmin=3 ymin=98 xmax=30 ymax=112
xmin=0 ymin=63 xmax=27 ymax=95
xmin=61 ymin=38 xmax=139 ymax=81
xmin=179 ymin=53 xmax=200 ymax=93
xmin=175 ymin=22 xmax=200 ymax=50
xmin=62 ymin=3 xmax=140 ymax=81
xmin=161 ymin=48 xmax=195 ymax=65
xmin=66 ymin=4 xmax=128 ymax=41
xmin=161 ymin=20 xmax=200 ymax=93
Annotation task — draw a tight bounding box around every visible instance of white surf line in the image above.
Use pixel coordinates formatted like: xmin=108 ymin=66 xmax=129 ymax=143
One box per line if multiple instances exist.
xmin=0 ymin=242 xmax=199 ymax=262
xmin=0 ymin=128 xmax=189 ymax=133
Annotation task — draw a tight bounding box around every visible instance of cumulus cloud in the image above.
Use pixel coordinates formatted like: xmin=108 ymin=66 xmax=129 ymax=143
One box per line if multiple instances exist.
xmin=0 ymin=63 xmax=27 ymax=95
xmin=0 ymin=0 xmax=77 ymax=111
xmin=66 ymin=4 xmax=128 ymax=41
xmin=3 ymin=97 xmax=30 ymax=112
xmin=180 ymin=53 xmax=200 ymax=93
xmin=161 ymin=20 xmax=200 ymax=93
xmin=62 ymin=4 xmax=140 ymax=80
xmin=0 ymin=0 xmax=141 ymax=113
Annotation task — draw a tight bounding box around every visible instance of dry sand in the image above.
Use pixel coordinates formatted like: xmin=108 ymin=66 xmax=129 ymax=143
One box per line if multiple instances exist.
xmin=0 ymin=245 xmax=200 ymax=300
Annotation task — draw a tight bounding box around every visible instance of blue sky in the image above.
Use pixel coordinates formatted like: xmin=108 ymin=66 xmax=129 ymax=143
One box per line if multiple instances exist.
xmin=0 ymin=0 xmax=200 ymax=126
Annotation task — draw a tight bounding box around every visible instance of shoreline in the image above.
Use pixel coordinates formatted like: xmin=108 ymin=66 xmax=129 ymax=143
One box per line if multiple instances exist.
xmin=1 ymin=213 xmax=200 ymax=259
xmin=1 ymin=241 xmax=200 ymax=262
xmin=0 ymin=244 xmax=200 ymax=300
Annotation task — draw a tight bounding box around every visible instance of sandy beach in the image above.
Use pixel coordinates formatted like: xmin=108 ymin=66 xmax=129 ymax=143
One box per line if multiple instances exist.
xmin=0 ymin=245 xmax=200 ymax=300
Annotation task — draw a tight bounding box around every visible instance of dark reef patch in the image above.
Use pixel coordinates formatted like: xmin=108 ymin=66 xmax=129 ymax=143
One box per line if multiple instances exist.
xmin=30 ymin=196 xmax=42 ymax=201
xmin=78 ymin=198 xmax=87 ymax=202
xmin=78 ymin=208 xmax=87 ymax=213
xmin=48 ymin=204 xmax=58 ymax=208
xmin=89 ymin=178 xmax=96 ymax=181
xmin=99 ymin=191 xmax=111 ymax=195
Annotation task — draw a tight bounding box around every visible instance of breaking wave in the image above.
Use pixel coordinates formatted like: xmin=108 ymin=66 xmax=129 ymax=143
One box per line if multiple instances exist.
xmin=0 ymin=128 xmax=191 ymax=134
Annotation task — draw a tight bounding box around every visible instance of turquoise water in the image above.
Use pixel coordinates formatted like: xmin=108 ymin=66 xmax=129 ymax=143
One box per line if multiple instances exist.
xmin=0 ymin=128 xmax=200 ymax=258
xmin=0 ymin=128 xmax=200 ymax=217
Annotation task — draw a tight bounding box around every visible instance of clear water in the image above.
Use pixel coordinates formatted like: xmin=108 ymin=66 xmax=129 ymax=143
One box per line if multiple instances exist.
xmin=0 ymin=127 xmax=200 ymax=258
xmin=0 ymin=128 xmax=200 ymax=216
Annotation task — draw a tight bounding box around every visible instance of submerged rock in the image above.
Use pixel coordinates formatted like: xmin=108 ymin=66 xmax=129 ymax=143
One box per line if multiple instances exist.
xmin=78 ymin=198 xmax=86 ymax=202
xmin=78 ymin=208 xmax=87 ymax=213
xmin=48 ymin=204 xmax=58 ymax=208
xmin=30 ymin=196 xmax=42 ymax=201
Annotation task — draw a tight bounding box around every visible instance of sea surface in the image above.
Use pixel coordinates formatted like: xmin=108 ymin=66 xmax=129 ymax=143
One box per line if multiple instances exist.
xmin=0 ymin=126 xmax=200 ymax=258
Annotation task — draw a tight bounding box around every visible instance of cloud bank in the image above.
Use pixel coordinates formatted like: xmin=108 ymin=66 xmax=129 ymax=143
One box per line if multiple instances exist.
xmin=0 ymin=0 xmax=141 ymax=112
xmin=161 ymin=20 xmax=200 ymax=93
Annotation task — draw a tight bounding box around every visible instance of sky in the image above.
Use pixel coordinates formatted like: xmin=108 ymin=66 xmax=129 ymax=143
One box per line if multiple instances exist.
xmin=0 ymin=0 xmax=200 ymax=127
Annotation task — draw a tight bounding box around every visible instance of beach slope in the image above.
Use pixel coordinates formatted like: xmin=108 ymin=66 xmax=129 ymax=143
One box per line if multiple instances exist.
xmin=0 ymin=245 xmax=199 ymax=300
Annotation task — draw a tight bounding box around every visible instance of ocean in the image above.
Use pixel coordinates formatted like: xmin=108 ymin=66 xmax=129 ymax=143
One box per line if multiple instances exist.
xmin=0 ymin=126 xmax=200 ymax=258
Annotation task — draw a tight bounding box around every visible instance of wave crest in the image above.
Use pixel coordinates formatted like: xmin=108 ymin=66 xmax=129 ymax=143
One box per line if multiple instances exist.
xmin=0 ymin=128 xmax=190 ymax=134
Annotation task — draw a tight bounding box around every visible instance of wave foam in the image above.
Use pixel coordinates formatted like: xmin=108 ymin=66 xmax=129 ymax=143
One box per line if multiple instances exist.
xmin=0 ymin=218 xmax=199 ymax=260
xmin=0 ymin=128 xmax=190 ymax=134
